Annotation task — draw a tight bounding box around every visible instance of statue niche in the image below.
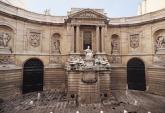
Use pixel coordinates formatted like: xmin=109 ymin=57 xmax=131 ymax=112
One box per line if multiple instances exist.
xmin=50 ymin=33 xmax=61 ymax=64
xmin=111 ymin=34 xmax=120 ymax=54
xmin=51 ymin=33 xmax=61 ymax=54
xmin=154 ymin=30 xmax=165 ymax=54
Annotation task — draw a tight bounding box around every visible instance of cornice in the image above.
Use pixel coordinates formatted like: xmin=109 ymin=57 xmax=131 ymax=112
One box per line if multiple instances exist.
xmin=0 ymin=1 xmax=165 ymax=26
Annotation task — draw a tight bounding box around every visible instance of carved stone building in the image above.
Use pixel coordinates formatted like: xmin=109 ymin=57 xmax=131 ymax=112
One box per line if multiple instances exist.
xmin=0 ymin=1 xmax=165 ymax=101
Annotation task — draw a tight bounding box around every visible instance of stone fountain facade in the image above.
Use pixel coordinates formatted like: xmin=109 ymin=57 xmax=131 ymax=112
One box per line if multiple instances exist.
xmin=66 ymin=47 xmax=111 ymax=104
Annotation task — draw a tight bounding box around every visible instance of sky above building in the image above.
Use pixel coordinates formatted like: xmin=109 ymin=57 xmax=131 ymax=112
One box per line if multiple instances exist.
xmin=24 ymin=0 xmax=142 ymax=17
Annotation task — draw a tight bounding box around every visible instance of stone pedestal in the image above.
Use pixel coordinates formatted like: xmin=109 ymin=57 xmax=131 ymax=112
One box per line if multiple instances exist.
xmin=66 ymin=53 xmax=111 ymax=105
xmin=79 ymin=72 xmax=100 ymax=104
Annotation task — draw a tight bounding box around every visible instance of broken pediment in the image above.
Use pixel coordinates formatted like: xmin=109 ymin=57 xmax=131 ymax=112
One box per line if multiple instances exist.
xmin=68 ymin=9 xmax=108 ymax=20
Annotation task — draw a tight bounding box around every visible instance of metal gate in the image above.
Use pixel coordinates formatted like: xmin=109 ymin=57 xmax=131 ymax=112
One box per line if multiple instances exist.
xmin=127 ymin=58 xmax=146 ymax=91
xmin=23 ymin=58 xmax=43 ymax=94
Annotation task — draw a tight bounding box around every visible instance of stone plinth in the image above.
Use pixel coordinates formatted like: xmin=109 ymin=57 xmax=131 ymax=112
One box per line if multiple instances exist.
xmin=67 ymin=70 xmax=111 ymax=104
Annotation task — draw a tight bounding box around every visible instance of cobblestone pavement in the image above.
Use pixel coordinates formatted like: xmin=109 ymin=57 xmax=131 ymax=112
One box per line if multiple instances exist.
xmin=0 ymin=90 xmax=165 ymax=113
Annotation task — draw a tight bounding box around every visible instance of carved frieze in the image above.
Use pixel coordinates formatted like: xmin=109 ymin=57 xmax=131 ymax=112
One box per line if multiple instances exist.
xmin=0 ymin=55 xmax=14 ymax=64
xmin=0 ymin=32 xmax=11 ymax=48
xmin=109 ymin=55 xmax=121 ymax=64
xmin=130 ymin=34 xmax=140 ymax=49
xmin=79 ymin=12 xmax=98 ymax=18
xmin=29 ymin=32 xmax=41 ymax=47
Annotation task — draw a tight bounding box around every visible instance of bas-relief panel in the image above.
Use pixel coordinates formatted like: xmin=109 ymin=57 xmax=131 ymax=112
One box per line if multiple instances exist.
xmin=0 ymin=55 xmax=14 ymax=64
xmin=0 ymin=26 xmax=14 ymax=65
xmin=0 ymin=26 xmax=13 ymax=52
xmin=128 ymin=32 xmax=143 ymax=54
xmin=154 ymin=29 xmax=165 ymax=66
xmin=26 ymin=29 xmax=42 ymax=52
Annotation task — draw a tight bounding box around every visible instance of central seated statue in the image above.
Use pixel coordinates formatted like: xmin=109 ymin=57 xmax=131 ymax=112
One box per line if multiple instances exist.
xmin=84 ymin=46 xmax=93 ymax=60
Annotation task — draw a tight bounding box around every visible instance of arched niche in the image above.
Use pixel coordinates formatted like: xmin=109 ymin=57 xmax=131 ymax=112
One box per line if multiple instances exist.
xmin=0 ymin=25 xmax=14 ymax=52
xmin=50 ymin=33 xmax=61 ymax=64
xmin=51 ymin=33 xmax=61 ymax=54
xmin=111 ymin=34 xmax=120 ymax=54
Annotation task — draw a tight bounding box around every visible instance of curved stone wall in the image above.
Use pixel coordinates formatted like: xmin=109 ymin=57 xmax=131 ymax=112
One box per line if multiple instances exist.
xmin=0 ymin=1 xmax=165 ymax=99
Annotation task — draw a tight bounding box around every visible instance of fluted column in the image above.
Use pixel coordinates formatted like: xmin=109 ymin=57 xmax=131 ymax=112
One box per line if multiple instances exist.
xmin=70 ymin=25 xmax=74 ymax=53
xmin=76 ymin=25 xmax=80 ymax=53
xmin=96 ymin=26 xmax=100 ymax=53
xmin=101 ymin=26 xmax=105 ymax=53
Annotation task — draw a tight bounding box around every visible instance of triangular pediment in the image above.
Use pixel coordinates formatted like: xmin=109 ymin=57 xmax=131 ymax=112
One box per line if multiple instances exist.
xmin=68 ymin=9 xmax=107 ymax=20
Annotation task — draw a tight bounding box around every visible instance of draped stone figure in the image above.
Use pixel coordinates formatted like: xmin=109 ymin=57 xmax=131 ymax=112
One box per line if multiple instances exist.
xmin=84 ymin=46 xmax=93 ymax=60
xmin=156 ymin=36 xmax=165 ymax=49
xmin=52 ymin=34 xmax=61 ymax=54
xmin=0 ymin=32 xmax=11 ymax=47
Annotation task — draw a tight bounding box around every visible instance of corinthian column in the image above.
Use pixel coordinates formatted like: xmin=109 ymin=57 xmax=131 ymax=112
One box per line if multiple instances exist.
xmin=101 ymin=26 xmax=105 ymax=53
xmin=70 ymin=25 xmax=74 ymax=53
xmin=96 ymin=26 xmax=100 ymax=53
xmin=76 ymin=25 xmax=80 ymax=53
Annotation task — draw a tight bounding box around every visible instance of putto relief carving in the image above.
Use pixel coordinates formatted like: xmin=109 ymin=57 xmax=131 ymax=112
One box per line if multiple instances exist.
xmin=130 ymin=34 xmax=140 ymax=49
xmin=0 ymin=55 xmax=14 ymax=64
xmin=111 ymin=35 xmax=120 ymax=54
xmin=51 ymin=33 xmax=61 ymax=54
xmin=0 ymin=32 xmax=11 ymax=48
xmin=29 ymin=32 xmax=41 ymax=47
xmin=109 ymin=55 xmax=121 ymax=64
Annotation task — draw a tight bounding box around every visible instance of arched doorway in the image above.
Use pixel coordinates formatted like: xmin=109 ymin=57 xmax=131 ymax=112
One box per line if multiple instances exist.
xmin=23 ymin=58 xmax=44 ymax=94
xmin=127 ymin=58 xmax=146 ymax=91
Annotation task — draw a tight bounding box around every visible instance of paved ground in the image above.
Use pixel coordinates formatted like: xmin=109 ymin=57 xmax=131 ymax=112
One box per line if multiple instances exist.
xmin=0 ymin=90 xmax=165 ymax=113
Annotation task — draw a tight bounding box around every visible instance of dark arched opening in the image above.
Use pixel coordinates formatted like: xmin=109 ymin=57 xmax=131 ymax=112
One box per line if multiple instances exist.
xmin=23 ymin=58 xmax=44 ymax=94
xmin=127 ymin=58 xmax=146 ymax=91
